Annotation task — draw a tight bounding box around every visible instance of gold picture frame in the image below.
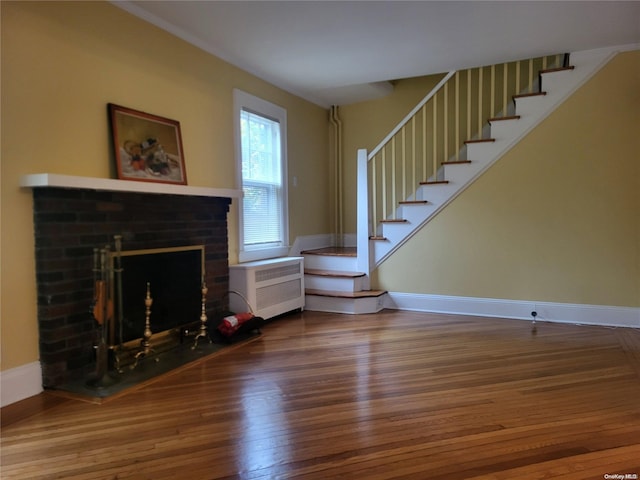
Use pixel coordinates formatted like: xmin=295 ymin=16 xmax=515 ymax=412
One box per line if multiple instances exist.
xmin=109 ymin=103 xmax=187 ymax=185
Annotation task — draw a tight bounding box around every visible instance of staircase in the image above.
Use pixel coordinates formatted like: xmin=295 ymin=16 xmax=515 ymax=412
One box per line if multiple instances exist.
xmin=303 ymin=48 xmax=618 ymax=315
xmin=302 ymin=247 xmax=386 ymax=314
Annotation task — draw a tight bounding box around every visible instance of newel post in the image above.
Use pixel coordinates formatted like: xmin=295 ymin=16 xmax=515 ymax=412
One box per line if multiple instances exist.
xmin=356 ymin=148 xmax=371 ymax=289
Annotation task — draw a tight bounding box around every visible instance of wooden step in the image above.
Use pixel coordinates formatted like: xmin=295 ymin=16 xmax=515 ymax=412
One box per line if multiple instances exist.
xmin=369 ymin=236 xmax=387 ymax=241
xmin=513 ymin=91 xmax=547 ymax=100
xmin=305 ymin=288 xmax=386 ymax=299
xmin=464 ymin=138 xmax=495 ymax=145
xmin=399 ymin=200 xmax=428 ymax=205
xmin=304 ymin=268 xmax=367 ymax=293
xmin=301 ymin=246 xmax=358 ymax=271
xmin=305 ymin=269 xmax=365 ymax=278
xmin=380 ymin=219 xmax=407 ymax=224
xmin=488 ymin=115 xmax=520 ymax=123
xmin=442 ymin=160 xmax=472 ymax=166
xmin=419 ymin=180 xmax=449 ymax=186
xmin=301 ymin=247 xmax=356 ymax=257
xmin=540 ymin=66 xmax=575 ymax=75
xmin=305 ymin=288 xmax=387 ymax=314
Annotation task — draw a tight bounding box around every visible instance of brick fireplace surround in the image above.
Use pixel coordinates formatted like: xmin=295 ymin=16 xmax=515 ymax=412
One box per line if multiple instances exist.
xmin=24 ymin=175 xmax=237 ymax=388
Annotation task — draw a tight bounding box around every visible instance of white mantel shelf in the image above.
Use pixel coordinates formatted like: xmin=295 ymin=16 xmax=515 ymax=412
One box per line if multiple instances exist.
xmin=20 ymin=173 xmax=242 ymax=199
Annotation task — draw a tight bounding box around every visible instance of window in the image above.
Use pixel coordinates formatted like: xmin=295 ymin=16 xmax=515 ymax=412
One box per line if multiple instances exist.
xmin=234 ymin=90 xmax=288 ymax=262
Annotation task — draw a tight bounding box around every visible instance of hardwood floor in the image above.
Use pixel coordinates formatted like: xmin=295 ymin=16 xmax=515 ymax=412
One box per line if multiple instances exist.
xmin=2 ymin=310 xmax=639 ymax=479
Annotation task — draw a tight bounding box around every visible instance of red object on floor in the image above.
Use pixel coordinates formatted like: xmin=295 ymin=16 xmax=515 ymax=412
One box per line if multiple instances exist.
xmin=218 ymin=312 xmax=255 ymax=337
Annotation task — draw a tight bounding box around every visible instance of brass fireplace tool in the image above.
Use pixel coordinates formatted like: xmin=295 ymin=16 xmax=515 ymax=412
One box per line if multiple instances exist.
xmin=87 ymin=245 xmax=115 ymax=387
xmin=131 ymin=282 xmax=156 ymax=370
xmin=192 ymin=279 xmax=211 ymax=349
xmin=112 ymin=235 xmax=125 ymax=373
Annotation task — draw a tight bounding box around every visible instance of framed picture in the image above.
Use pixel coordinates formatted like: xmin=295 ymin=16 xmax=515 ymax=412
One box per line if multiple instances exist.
xmin=109 ymin=104 xmax=187 ymax=185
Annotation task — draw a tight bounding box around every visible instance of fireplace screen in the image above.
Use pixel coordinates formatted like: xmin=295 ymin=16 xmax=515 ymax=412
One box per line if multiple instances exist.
xmin=112 ymin=245 xmax=204 ymax=345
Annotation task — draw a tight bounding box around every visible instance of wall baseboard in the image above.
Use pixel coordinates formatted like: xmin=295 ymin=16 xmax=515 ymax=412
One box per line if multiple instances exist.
xmin=385 ymin=292 xmax=639 ymax=329
xmin=1 ymin=362 xmax=43 ymax=407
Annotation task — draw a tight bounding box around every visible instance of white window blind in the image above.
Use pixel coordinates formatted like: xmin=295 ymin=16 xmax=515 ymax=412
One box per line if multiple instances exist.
xmin=240 ymin=110 xmax=283 ymax=247
xmin=234 ymin=90 xmax=288 ymax=262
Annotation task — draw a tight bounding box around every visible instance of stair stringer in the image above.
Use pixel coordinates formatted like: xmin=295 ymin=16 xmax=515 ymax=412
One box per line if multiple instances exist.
xmin=371 ymin=47 xmax=619 ymax=268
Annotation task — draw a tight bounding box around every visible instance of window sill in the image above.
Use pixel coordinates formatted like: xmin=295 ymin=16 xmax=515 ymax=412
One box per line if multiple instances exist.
xmin=239 ymin=246 xmax=290 ymax=263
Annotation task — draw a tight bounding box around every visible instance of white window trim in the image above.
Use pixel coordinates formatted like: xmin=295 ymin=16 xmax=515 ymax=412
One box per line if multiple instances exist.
xmin=233 ymin=89 xmax=289 ymax=263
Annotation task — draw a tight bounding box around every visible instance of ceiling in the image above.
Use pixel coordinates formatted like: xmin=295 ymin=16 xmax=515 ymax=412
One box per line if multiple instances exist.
xmin=115 ymin=1 xmax=640 ymax=107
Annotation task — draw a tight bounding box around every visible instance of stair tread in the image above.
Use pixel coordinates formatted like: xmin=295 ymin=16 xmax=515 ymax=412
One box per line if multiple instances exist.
xmin=513 ymin=91 xmax=547 ymax=99
xmin=369 ymin=236 xmax=387 ymax=241
xmin=399 ymin=200 xmax=428 ymax=205
xmin=442 ymin=160 xmax=472 ymax=165
xmin=464 ymin=138 xmax=495 ymax=144
xmin=305 ymin=269 xmax=366 ymax=278
xmin=540 ymin=66 xmax=575 ymax=74
xmin=380 ymin=219 xmax=407 ymax=223
xmin=306 ymin=288 xmax=387 ymax=299
xmin=488 ymin=115 xmax=521 ymax=122
xmin=419 ymin=180 xmax=450 ymax=185
xmin=301 ymin=247 xmax=356 ymax=257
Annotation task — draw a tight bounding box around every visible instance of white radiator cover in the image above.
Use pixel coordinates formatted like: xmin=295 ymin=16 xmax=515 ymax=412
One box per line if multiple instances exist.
xmin=229 ymin=257 xmax=305 ymax=319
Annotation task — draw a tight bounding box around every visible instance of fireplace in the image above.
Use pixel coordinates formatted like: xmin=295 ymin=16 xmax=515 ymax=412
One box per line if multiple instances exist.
xmin=26 ymin=176 xmax=236 ymax=388
xmin=114 ymin=245 xmax=205 ymax=346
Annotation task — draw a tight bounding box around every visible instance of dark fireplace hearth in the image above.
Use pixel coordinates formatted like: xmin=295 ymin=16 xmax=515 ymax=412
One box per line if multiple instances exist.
xmin=30 ymin=185 xmax=232 ymax=388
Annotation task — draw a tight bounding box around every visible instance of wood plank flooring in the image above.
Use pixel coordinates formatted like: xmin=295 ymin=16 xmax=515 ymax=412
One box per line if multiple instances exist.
xmin=2 ymin=310 xmax=639 ymax=479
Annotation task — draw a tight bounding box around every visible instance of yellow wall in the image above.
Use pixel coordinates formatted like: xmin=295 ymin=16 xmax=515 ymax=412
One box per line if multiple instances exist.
xmin=373 ymin=51 xmax=640 ymax=308
xmin=0 ymin=2 xmax=330 ymax=371
xmin=340 ymin=74 xmax=447 ymax=232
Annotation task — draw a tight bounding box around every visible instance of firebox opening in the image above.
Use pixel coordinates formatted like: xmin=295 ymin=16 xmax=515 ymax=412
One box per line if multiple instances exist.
xmin=112 ymin=245 xmax=205 ymax=348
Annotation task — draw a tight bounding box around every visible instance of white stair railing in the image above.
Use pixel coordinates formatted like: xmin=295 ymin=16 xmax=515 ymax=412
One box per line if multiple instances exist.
xmin=357 ymin=54 xmax=565 ymax=276
xmin=366 ymin=54 xmax=564 ymax=235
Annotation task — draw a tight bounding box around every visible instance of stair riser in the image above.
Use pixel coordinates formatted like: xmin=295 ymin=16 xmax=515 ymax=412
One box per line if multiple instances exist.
xmin=416 ymin=183 xmax=458 ymax=204
xmin=305 ymin=294 xmax=385 ymax=314
xmin=304 ymin=275 xmax=364 ymax=292
xmin=372 ymin=239 xmax=395 ymax=264
xmin=464 ymin=142 xmax=501 ymax=163
xmin=540 ymin=69 xmax=576 ymax=96
xmin=398 ymin=203 xmax=439 ymax=226
xmin=442 ymin=161 xmax=487 ymax=186
xmin=512 ymin=96 xmax=550 ymax=119
xmin=488 ymin=121 xmax=522 ymax=142
xmin=380 ymin=220 xmax=415 ymax=242
xmin=302 ymin=254 xmax=358 ymax=271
